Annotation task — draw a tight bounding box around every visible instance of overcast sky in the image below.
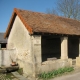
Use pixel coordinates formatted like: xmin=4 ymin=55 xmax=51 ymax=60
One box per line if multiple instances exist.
xmin=0 ymin=0 xmax=57 ymax=32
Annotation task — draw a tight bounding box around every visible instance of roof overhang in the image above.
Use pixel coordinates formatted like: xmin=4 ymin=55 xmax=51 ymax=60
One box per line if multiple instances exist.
xmin=4 ymin=8 xmax=33 ymax=39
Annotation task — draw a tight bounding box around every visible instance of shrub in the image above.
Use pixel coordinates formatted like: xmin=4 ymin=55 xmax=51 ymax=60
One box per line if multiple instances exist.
xmin=38 ymin=67 xmax=74 ymax=80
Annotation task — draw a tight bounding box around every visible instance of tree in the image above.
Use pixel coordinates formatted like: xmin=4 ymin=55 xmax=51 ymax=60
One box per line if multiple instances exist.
xmin=46 ymin=8 xmax=58 ymax=15
xmin=57 ymin=0 xmax=80 ymax=20
xmin=46 ymin=0 xmax=80 ymax=20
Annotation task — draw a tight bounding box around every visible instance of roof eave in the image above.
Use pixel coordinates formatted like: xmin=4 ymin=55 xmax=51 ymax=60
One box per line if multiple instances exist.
xmin=4 ymin=8 xmax=33 ymax=39
xmin=4 ymin=9 xmax=17 ymax=39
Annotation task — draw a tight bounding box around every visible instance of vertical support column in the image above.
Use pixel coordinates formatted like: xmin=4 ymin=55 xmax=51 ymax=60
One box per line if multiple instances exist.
xmin=0 ymin=44 xmax=1 ymax=49
xmin=76 ymin=38 xmax=80 ymax=67
xmin=32 ymin=35 xmax=41 ymax=77
xmin=79 ymin=38 xmax=80 ymax=57
xmin=33 ymin=35 xmax=41 ymax=64
xmin=0 ymin=50 xmax=2 ymax=67
xmin=61 ymin=37 xmax=68 ymax=59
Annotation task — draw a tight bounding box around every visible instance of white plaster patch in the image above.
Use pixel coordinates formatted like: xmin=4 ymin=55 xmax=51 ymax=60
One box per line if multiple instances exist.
xmin=34 ymin=39 xmax=41 ymax=44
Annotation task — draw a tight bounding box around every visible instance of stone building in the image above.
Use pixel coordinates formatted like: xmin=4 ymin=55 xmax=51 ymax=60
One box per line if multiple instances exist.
xmin=4 ymin=8 xmax=80 ymax=77
xmin=0 ymin=33 xmax=7 ymax=49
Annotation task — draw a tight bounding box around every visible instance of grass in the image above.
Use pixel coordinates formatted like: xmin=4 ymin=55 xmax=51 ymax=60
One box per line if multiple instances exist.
xmin=5 ymin=73 xmax=15 ymax=79
xmin=17 ymin=68 xmax=23 ymax=75
xmin=38 ymin=67 xmax=74 ymax=80
xmin=1 ymin=68 xmax=23 ymax=80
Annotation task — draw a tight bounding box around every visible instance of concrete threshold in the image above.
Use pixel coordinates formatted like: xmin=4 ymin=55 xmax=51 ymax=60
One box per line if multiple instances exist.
xmin=12 ymin=71 xmax=28 ymax=80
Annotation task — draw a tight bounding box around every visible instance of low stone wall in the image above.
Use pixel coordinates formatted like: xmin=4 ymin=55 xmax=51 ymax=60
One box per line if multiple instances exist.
xmin=36 ymin=59 xmax=72 ymax=74
xmin=12 ymin=56 xmax=72 ymax=77
xmin=0 ymin=49 xmax=16 ymax=67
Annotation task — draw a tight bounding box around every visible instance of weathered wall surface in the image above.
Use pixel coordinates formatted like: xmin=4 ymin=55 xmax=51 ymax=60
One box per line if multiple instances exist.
xmin=7 ymin=16 xmax=34 ymax=77
xmin=31 ymin=35 xmax=42 ymax=77
xmin=36 ymin=59 xmax=72 ymax=74
xmin=0 ymin=49 xmax=16 ymax=67
xmin=7 ymin=16 xmax=31 ymax=54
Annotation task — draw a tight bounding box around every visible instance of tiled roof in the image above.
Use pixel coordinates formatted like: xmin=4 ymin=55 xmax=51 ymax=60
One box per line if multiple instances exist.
xmin=0 ymin=33 xmax=7 ymax=43
xmin=4 ymin=8 xmax=80 ymax=38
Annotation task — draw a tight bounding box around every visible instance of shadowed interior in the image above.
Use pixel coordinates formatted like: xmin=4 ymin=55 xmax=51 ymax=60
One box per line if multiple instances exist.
xmin=68 ymin=37 xmax=79 ymax=59
xmin=41 ymin=35 xmax=61 ymax=62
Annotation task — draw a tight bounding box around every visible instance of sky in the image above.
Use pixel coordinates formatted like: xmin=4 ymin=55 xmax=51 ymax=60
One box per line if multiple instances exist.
xmin=0 ymin=0 xmax=57 ymax=32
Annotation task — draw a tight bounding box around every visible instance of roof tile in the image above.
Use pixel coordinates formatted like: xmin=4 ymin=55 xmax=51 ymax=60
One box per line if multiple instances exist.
xmin=4 ymin=8 xmax=80 ymax=38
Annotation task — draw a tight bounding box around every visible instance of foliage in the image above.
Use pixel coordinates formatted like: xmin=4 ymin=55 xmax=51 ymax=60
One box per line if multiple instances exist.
xmin=5 ymin=73 xmax=15 ymax=79
xmin=46 ymin=8 xmax=58 ymax=15
xmin=46 ymin=0 xmax=80 ymax=20
xmin=3 ymin=69 xmax=23 ymax=79
xmin=38 ymin=67 xmax=74 ymax=80
xmin=5 ymin=68 xmax=23 ymax=79
xmin=17 ymin=68 xmax=23 ymax=75
xmin=57 ymin=0 xmax=80 ymax=20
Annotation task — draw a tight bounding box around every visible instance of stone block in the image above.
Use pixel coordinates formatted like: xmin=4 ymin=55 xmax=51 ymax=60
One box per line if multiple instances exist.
xmin=56 ymin=59 xmax=70 ymax=69
xmin=0 ymin=50 xmax=1 ymax=67
xmin=76 ymin=57 xmax=80 ymax=67
xmin=68 ymin=58 xmax=72 ymax=67
xmin=40 ymin=64 xmax=50 ymax=73
xmin=39 ymin=61 xmax=57 ymax=73
xmin=47 ymin=57 xmax=57 ymax=61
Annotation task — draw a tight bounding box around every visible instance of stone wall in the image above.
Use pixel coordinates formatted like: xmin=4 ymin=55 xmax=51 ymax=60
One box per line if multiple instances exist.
xmin=0 ymin=49 xmax=16 ymax=67
xmin=36 ymin=59 xmax=72 ymax=74
xmin=7 ymin=16 xmax=34 ymax=77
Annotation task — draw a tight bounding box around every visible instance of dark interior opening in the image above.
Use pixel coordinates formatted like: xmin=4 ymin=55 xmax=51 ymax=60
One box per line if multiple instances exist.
xmin=1 ymin=43 xmax=7 ymax=48
xmin=68 ymin=37 xmax=79 ymax=59
xmin=41 ymin=35 xmax=61 ymax=62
